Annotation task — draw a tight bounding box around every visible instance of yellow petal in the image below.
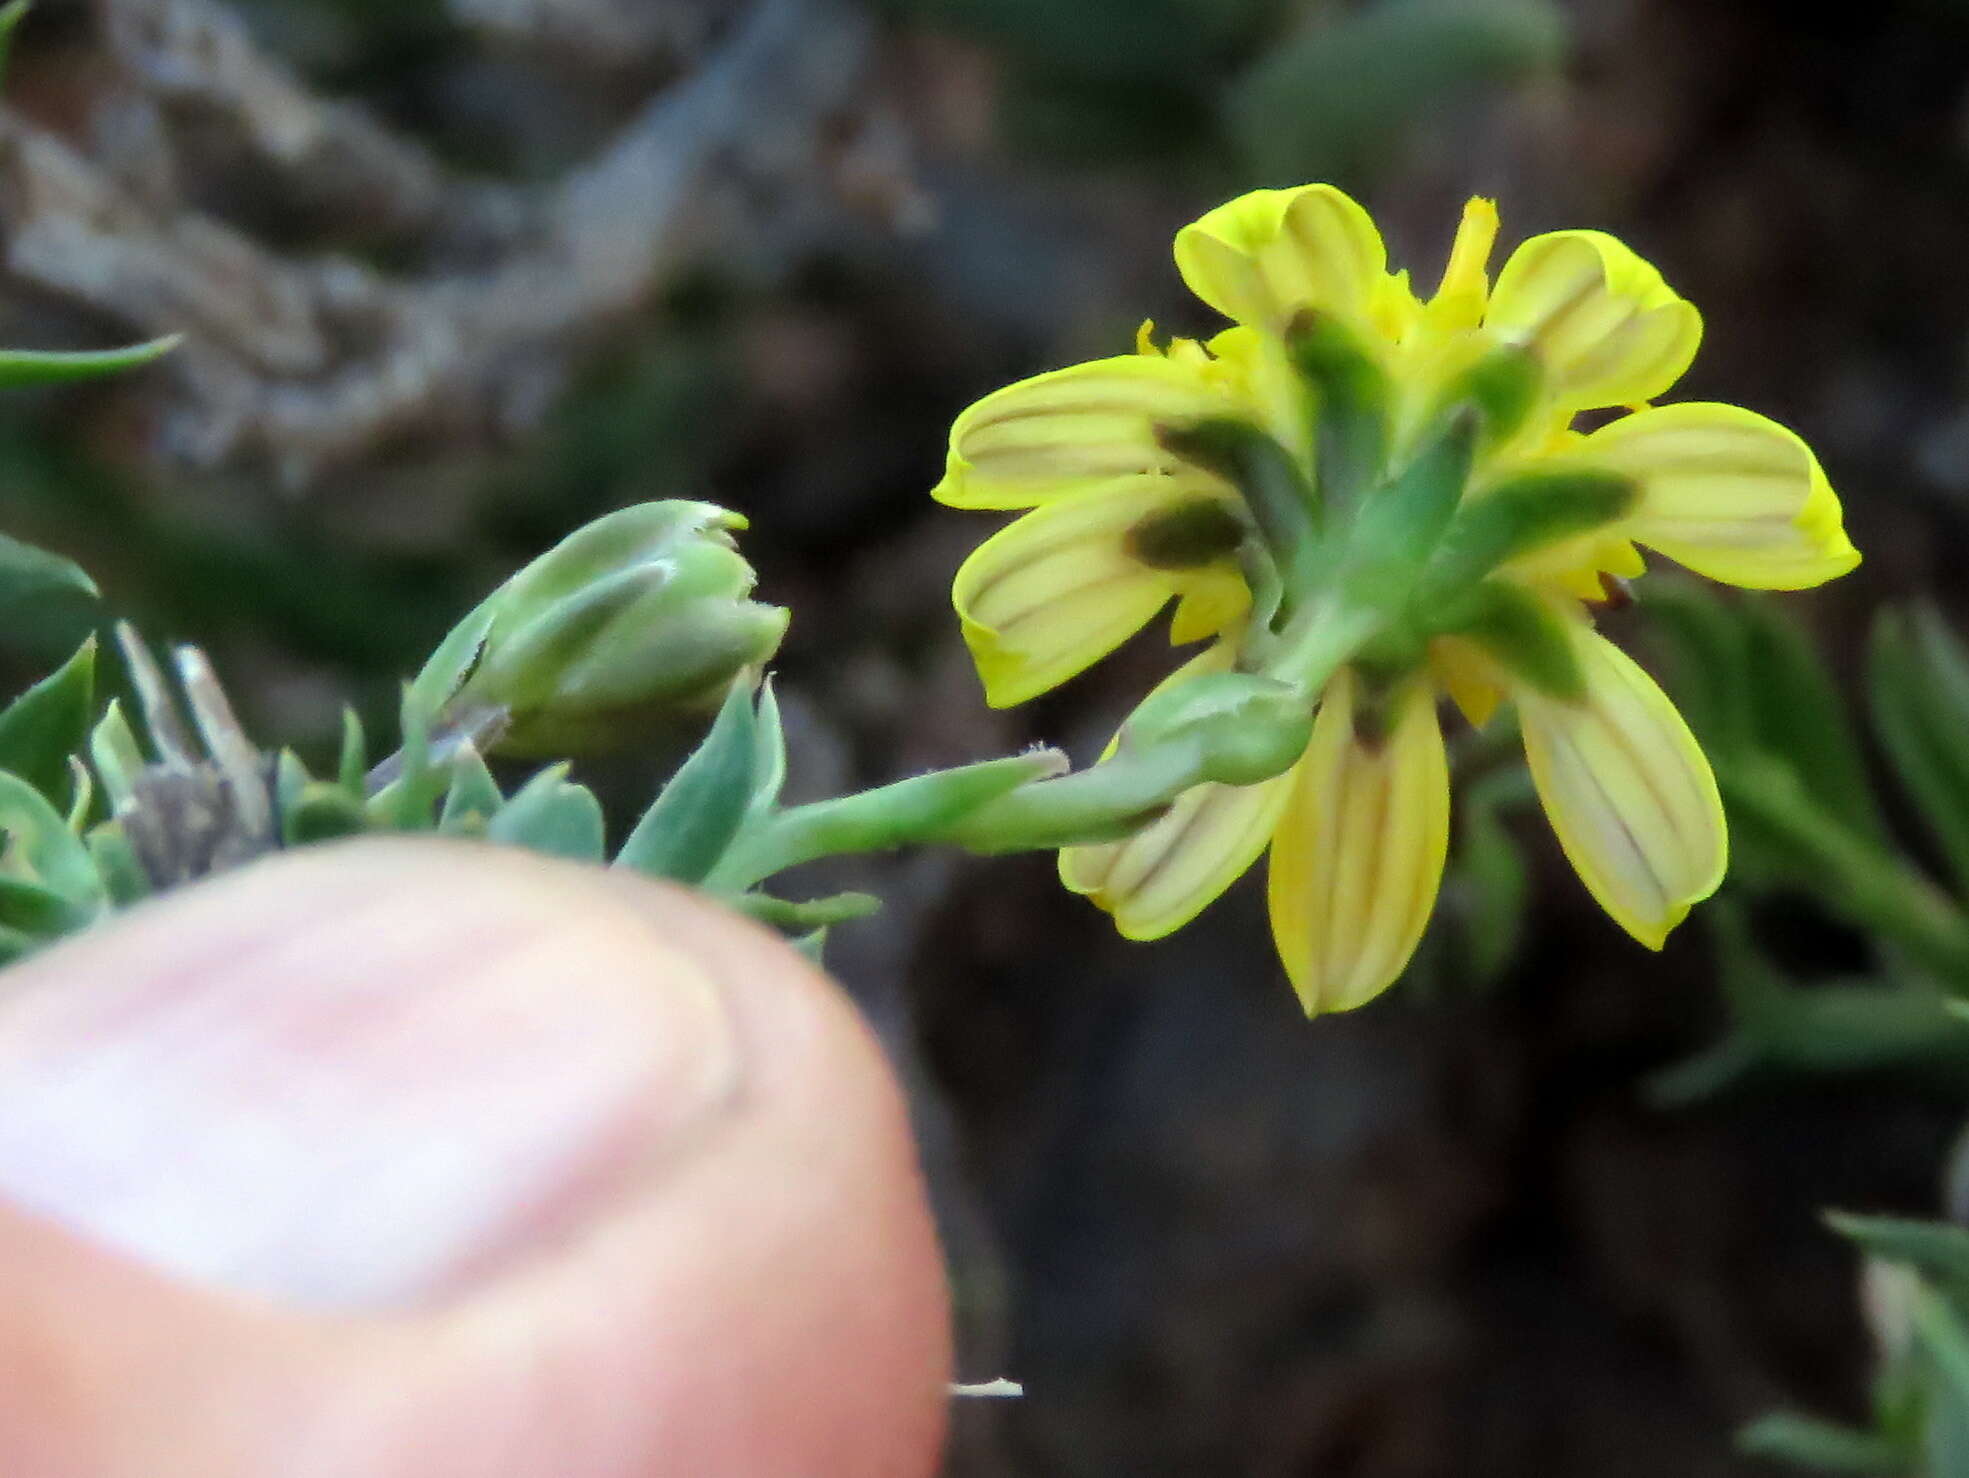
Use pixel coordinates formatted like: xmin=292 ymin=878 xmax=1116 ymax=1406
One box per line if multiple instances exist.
xmin=1486 ymin=230 xmax=1701 ymax=411
xmin=1174 ymin=184 xmax=1388 ymax=332
xmin=1429 ymin=635 xmax=1506 ymax=729
xmin=1169 ymin=575 xmax=1251 ymax=645
xmin=1266 ymin=671 xmax=1450 ymax=1015
xmin=953 ymin=480 xmax=1244 ymax=707
xmin=1426 ymin=196 xmax=1500 ymax=333
xmin=934 ymin=355 xmax=1232 ymax=510
xmin=1517 ymin=629 xmax=1726 ymax=948
xmin=1582 ymin=402 xmax=1860 ymax=590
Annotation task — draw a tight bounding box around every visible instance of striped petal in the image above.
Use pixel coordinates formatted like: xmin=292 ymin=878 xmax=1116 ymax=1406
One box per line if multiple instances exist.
xmin=1581 ymin=402 xmax=1860 ymax=590
xmin=1486 ymin=230 xmax=1701 ymax=412
xmin=1266 ymin=671 xmax=1450 ymax=1015
xmin=1174 ymin=184 xmax=1388 ymax=333
xmin=933 ymin=355 xmax=1231 ymax=510
xmin=1060 ymin=652 xmax=1296 ymax=939
xmin=1517 ymin=629 xmax=1726 ymax=948
xmin=953 ymin=480 xmax=1247 ymax=707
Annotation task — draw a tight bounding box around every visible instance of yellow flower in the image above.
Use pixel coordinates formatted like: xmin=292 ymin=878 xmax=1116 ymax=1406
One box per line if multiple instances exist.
xmin=935 ymin=183 xmax=1860 ymax=1015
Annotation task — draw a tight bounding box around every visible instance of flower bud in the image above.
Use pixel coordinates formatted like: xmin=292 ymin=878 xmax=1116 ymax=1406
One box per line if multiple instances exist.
xmin=437 ymin=502 xmax=789 ymax=757
xmin=1123 ymin=670 xmax=1312 ymax=786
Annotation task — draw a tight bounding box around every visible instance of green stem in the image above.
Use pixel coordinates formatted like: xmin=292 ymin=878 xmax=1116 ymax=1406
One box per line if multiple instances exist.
xmin=1266 ymin=601 xmax=1380 ymax=697
xmin=932 ymin=741 xmax=1214 ymax=854
xmin=716 ymin=751 xmax=1058 ymax=887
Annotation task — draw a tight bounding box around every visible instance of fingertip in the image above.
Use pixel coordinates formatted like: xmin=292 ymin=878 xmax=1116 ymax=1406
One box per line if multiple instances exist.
xmin=0 ymin=841 xmax=952 ymax=1477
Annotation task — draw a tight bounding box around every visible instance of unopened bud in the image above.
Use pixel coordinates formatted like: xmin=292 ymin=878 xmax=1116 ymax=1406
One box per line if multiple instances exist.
xmin=436 ymin=502 xmax=789 ymax=756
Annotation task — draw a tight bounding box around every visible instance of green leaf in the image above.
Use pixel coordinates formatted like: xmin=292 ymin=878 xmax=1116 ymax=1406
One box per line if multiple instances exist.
xmin=88 ymin=699 xmax=145 ymax=813
xmin=0 ymin=335 xmax=179 ymax=390
xmin=1741 ymin=598 xmax=1882 ymax=843
xmin=751 ymin=679 xmax=788 ymax=813
xmin=1829 ymin=1213 xmax=1969 ymax=1303
xmin=439 ymin=743 xmax=504 ymax=834
xmin=337 ymin=708 xmax=368 ymax=795
xmin=616 ymin=679 xmax=758 ymax=883
xmin=1737 ymin=1412 xmax=1907 ymax=1473
xmin=1870 ymin=607 xmax=1969 ymax=893
xmin=1286 ymin=310 xmax=1393 ymax=510
xmin=0 ymin=0 xmax=33 ymax=87
xmin=1439 ymin=580 xmax=1582 ymax=700
xmin=486 ymin=765 xmax=606 ymax=863
xmin=1642 ymin=583 xmax=1757 ymax=763
xmin=1420 ymin=464 xmax=1634 ymax=598
xmin=406 ymin=596 xmax=501 ymax=725
xmin=0 ymin=635 xmax=95 ymax=805
xmin=0 ymin=532 xmax=97 ymax=624
xmin=0 ymin=768 xmax=102 ymax=915
xmin=0 ymin=874 xmax=82 ymax=935
xmin=274 ymin=750 xmax=310 ymax=818
xmin=1913 ymin=1283 xmax=1969 ymax=1475
xmin=367 ymin=686 xmax=447 ymax=831
xmin=1343 ymin=408 xmax=1471 ymax=588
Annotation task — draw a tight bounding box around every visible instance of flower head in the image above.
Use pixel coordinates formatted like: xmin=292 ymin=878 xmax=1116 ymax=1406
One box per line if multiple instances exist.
xmin=935 ymin=184 xmax=1859 ymax=1014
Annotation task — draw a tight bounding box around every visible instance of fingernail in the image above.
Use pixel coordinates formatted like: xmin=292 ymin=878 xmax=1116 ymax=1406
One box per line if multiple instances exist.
xmin=0 ymin=841 xmax=741 ymax=1310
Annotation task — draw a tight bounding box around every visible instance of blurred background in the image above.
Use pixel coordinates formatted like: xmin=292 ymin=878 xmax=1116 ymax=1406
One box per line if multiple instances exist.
xmin=2 ymin=0 xmax=1966 ymax=1472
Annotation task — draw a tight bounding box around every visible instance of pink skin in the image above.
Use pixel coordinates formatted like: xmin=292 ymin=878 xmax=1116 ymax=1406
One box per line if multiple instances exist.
xmin=0 ymin=841 xmax=952 ymax=1477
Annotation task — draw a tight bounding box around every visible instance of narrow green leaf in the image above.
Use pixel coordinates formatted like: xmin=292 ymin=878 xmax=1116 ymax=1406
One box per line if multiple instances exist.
xmin=367 ymin=686 xmax=446 ymax=830
xmin=0 ymin=335 xmax=179 ymax=390
xmin=1343 ymin=409 xmax=1472 ymax=589
xmin=1870 ymin=608 xmax=1969 ymax=893
xmin=337 ymin=708 xmax=368 ymax=795
xmin=1642 ymin=584 xmax=1756 ymax=761
xmin=1420 ymin=464 xmax=1634 ymax=597
xmin=1736 ymin=1412 xmax=1907 ymax=1473
xmin=64 ymin=755 xmax=92 ymax=830
xmin=1287 ymin=310 xmax=1392 ymax=509
xmin=88 ymin=699 xmax=144 ymax=813
xmin=439 ymin=743 xmax=504 ymax=834
xmin=0 ymin=635 xmax=95 ymax=804
xmin=486 ymin=765 xmax=606 ymax=863
xmin=405 ymin=596 xmax=501 ymax=725
xmin=1828 ymin=1213 xmax=1969 ymax=1302
xmin=616 ymin=680 xmax=758 ymax=883
xmin=1740 ymin=598 xmax=1883 ymax=842
xmin=751 ymin=679 xmax=787 ymax=813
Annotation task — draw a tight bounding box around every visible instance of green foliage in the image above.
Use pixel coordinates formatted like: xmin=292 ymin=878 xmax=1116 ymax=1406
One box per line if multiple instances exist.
xmin=1225 ymin=0 xmax=1567 ymax=183
xmin=1745 ymin=1215 xmax=1969 ymax=1475
xmin=883 ymin=0 xmax=1566 ymax=178
xmin=0 ymin=637 xmax=94 ymax=807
